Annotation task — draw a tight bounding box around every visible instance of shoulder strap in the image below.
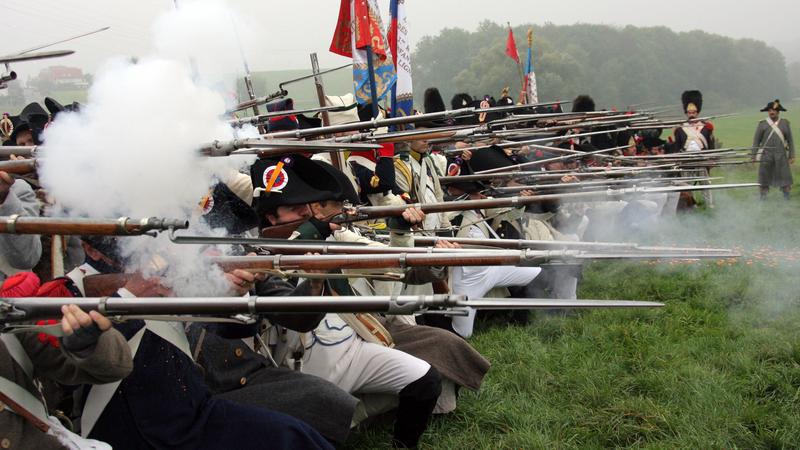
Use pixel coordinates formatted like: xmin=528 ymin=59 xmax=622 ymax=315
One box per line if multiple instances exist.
xmin=0 ymin=334 xmax=33 ymax=378
xmin=0 ymin=376 xmax=50 ymax=432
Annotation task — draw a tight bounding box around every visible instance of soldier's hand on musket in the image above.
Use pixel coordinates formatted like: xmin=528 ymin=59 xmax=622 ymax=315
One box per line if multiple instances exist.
xmin=226 ymin=269 xmax=259 ymax=296
xmin=9 ymin=154 xmax=26 ymax=161
xmin=61 ymin=304 xmax=112 ymax=338
xmin=0 ymin=170 xmax=14 ymax=204
xmin=790 ymin=157 xmax=796 ymax=165
xmin=455 ymin=141 xmax=472 ymax=160
xmin=124 ymin=273 xmax=172 ymax=297
xmin=520 ymin=189 xmax=536 ymax=197
xmin=401 ymin=207 xmax=426 ymax=229
xmin=560 ymin=175 xmax=579 ymax=183
xmin=434 ymin=240 xmax=462 ymax=250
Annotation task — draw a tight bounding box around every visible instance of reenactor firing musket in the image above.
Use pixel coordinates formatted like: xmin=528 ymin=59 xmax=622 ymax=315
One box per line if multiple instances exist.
xmin=0 ymin=295 xmax=663 ymax=329
xmin=0 ymin=216 xmax=188 ymax=236
xmin=331 ymin=183 xmax=759 ymax=223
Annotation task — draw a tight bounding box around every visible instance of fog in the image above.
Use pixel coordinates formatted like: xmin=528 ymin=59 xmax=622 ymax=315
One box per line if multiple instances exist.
xmin=3 ymin=0 xmax=799 ymax=79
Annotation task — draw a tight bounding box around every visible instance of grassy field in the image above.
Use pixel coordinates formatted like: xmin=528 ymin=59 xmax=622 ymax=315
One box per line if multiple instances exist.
xmin=346 ymin=105 xmax=800 ymax=449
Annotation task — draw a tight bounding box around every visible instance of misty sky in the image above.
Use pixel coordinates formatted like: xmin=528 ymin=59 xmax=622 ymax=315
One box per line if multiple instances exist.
xmin=3 ymin=0 xmax=799 ymax=78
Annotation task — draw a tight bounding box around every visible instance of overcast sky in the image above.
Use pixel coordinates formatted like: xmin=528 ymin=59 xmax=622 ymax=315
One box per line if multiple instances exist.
xmin=3 ymin=0 xmax=799 ymax=78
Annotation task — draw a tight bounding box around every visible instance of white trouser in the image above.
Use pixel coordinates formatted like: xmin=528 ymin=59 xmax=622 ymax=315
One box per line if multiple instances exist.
xmin=450 ymin=266 xmax=542 ymax=338
xmin=303 ymin=336 xmax=430 ymax=395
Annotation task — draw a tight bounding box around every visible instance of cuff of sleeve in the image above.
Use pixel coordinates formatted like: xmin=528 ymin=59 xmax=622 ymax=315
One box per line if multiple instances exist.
xmin=117 ymin=288 xmax=135 ymax=298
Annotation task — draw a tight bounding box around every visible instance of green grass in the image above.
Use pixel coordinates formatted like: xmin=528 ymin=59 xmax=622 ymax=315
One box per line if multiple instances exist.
xmin=346 ymin=115 xmax=800 ymax=449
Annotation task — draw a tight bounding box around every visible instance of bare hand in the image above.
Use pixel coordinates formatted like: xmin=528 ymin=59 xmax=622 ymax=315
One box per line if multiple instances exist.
xmin=225 ymin=269 xmax=258 ymax=296
xmin=434 ymin=240 xmax=462 ymax=250
xmin=0 ymin=171 xmax=14 ymax=204
xmin=61 ymin=304 xmax=112 ymax=335
xmin=520 ymin=189 xmax=536 ymax=197
xmin=560 ymin=175 xmax=579 ymax=183
xmin=790 ymin=158 xmax=795 ymax=165
xmin=123 ymin=273 xmax=172 ymax=297
xmin=401 ymin=207 xmax=426 ymax=227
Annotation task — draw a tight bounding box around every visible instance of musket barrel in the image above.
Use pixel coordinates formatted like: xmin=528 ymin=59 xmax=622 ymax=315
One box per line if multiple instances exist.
xmin=0 ymin=216 xmax=189 ymax=235
xmin=0 ymin=146 xmax=38 ymax=160
xmin=335 ymin=183 xmax=759 ymax=222
xmin=0 ymin=295 xmax=463 ymax=323
xmin=0 ymin=159 xmax=37 ymax=175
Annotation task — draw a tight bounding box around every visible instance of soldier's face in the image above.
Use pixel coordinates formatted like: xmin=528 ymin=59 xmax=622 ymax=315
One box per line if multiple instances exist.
xmin=268 ymin=204 xmax=312 ymax=225
xmin=686 ymin=110 xmax=699 ymax=120
xmin=768 ymin=109 xmax=780 ymax=121
xmin=15 ymin=130 xmax=34 ymax=147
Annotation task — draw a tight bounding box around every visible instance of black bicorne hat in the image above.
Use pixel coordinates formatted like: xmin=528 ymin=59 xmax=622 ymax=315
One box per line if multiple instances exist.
xmin=199 ymin=182 xmax=260 ymax=235
xmin=265 ymin=98 xmax=299 ymax=132
xmin=311 ymin=160 xmax=360 ymax=204
xmin=445 ymin=156 xmax=484 ymax=193
xmin=681 ymin=90 xmax=703 ymax=113
xmin=44 ymin=97 xmax=81 ymax=119
xmin=571 ymin=95 xmax=596 ymax=113
xmin=250 ymin=155 xmax=339 ymax=216
xmin=468 ymin=145 xmax=516 ymax=173
xmin=8 ymin=102 xmax=50 ymax=145
xmin=760 ymin=99 xmax=787 ymax=112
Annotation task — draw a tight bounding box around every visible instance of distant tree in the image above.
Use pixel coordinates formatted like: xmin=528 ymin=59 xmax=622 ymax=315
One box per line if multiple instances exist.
xmin=788 ymin=61 xmax=800 ymax=97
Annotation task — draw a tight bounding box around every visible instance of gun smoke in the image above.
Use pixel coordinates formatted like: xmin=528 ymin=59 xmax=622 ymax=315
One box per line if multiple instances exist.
xmin=39 ymin=0 xmax=260 ymax=296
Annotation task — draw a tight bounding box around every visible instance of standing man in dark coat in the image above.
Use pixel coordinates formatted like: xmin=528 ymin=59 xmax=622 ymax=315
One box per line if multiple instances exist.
xmin=753 ymin=99 xmax=794 ymax=200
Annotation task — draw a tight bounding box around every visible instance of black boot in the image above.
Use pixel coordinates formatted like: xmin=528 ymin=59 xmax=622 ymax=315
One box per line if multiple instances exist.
xmin=392 ymin=367 xmax=442 ymax=448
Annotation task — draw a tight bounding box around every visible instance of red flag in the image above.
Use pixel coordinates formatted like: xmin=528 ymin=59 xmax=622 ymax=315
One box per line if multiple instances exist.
xmin=330 ymin=0 xmax=390 ymax=58
xmin=505 ymin=26 xmax=520 ymax=64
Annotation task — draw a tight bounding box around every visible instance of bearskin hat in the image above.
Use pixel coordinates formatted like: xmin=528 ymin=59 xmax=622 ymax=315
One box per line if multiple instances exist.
xmin=424 ymin=87 xmax=446 ymax=113
xmin=451 ymin=93 xmax=473 ymax=110
xmin=571 ymin=95 xmax=596 ymax=113
xmin=681 ymin=90 xmax=703 ymax=113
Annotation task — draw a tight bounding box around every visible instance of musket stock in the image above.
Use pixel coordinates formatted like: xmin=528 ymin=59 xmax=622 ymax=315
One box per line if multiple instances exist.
xmin=0 ymin=216 xmax=188 ymax=235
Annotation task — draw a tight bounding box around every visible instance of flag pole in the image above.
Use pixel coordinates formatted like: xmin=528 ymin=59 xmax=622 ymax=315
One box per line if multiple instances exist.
xmin=508 ymin=22 xmax=526 ymax=104
xmin=389 ymin=0 xmax=398 ymax=120
xmin=365 ymin=45 xmax=380 ymax=119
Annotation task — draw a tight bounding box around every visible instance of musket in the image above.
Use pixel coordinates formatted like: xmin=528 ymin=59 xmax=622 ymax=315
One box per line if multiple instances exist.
xmin=197 ymin=138 xmax=381 ymax=157
xmin=208 ymin=249 xmax=736 ymax=274
xmin=367 ymin=234 xmax=735 ymax=254
xmin=438 ymin=164 xmax=682 ymax=185
xmin=0 ymin=295 xmax=663 ymax=328
xmin=332 ymin=183 xmax=759 ymax=223
xmin=0 ymin=146 xmax=41 ymax=160
xmin=0 ymin=216 xmax=188 ymax=236
xmin=227 ymin=63 xmax=356 ymax=114
xmin=0 ymin=159 xmax=37 ymax=175
xmin=475 ymin=146 xmax=631 ymax=174
xmin=261 ymin=100 xmax=569 ymax=141
xmin=454 ymin=127 xmax=633 ymax=156
xmin=488 ymin=176 xmax=722 ymax=193
xmin=489 ymin=115 xmax=652 ymax=135
xmin=229 ymin=103 xmax=359 ymax=127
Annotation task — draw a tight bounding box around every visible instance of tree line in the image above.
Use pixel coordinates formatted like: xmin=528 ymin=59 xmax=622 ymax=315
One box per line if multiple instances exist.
xmin=412 ymin=22 xmax=792 ymax=112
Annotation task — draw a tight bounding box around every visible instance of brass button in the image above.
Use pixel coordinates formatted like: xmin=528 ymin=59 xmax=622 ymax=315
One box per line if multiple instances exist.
xmin=1 ymin=437 xmax=11 ymax=448
xmin=234 ymin=348 xmax=244 ymax=358
xmin=239 ymin=377 xmax=247 ymax=386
